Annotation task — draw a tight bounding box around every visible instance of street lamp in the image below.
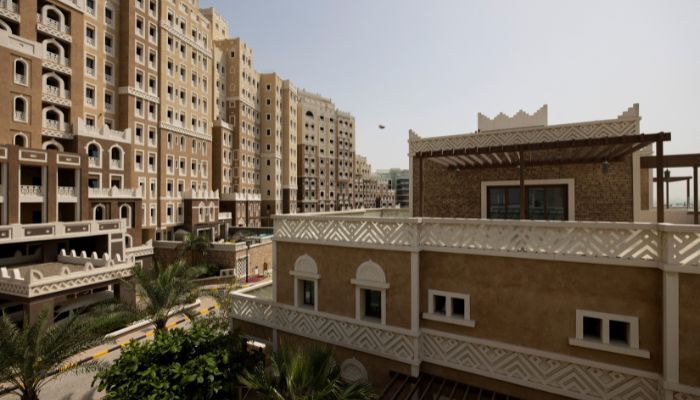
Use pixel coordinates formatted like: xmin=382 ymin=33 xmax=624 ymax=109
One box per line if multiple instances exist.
xmin=245 ymin=238 xmax=252 ymax=283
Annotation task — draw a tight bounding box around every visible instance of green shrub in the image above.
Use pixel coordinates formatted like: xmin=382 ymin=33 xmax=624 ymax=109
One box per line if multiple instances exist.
xmin=94 ymin=321 xmax=262 ymax=400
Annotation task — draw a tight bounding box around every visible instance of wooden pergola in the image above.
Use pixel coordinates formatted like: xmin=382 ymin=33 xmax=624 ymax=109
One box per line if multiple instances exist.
xmin=642 ymin=153 xmax=700 ymax=224
xmin=379 ymin=371 xmax=521 ymax=400
xmin=415 ymin=132 xmax=672 ymax=222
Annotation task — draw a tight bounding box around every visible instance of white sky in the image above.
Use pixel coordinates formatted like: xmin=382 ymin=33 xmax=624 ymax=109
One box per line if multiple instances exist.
xmin=201 ymin=0 xmax=700 ymax=202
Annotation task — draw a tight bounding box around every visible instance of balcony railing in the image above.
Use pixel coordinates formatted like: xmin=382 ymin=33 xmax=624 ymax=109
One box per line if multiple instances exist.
xmin=86 ymin=36 xmax=95 ymax=46
xmin=88 ymin=187 xmax=142 ymax=199
xmin=0 ymin=0 xmax=18 ymax=14
xmin=43 ymin=85 xmax=70 ymax=98
xmin=86 ymin=67 xmax=95 ymax=77
xmin=88 ymin=156 xmax=100 ymax=168
xmin=86 ymin=5 xmax=95 ymax=16
xmin=274 ymin=212 xmax=700 ymax=271
xmin=110 ymin=159 xmax=123 ymax=169
xmin=37 ymin=14 xmax=71 ymax=34
xmin=85 ymin=97 xmax=95 ymax=106
xmin=14 ymin=74 xmax=26 ymax=85
xmin=45 ymin=52 xmax=70 ymax=67
xmin=19 ymin=185 xmax=42 ymax=197
xmin=57 ymin=186 xmax=77 ymax=197
xmin=43 ymin=119 xmax=70 ymax=132
xmin=13 ymin=111 xmax=25 ymax=122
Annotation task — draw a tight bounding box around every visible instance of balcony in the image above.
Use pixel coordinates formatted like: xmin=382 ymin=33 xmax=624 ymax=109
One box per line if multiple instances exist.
xmin=43 ymin=52 xmax=71 ymax=75
xmin=85 ymin=97 xmax=95 ymax=107
xmin=42 ymin=119 xmax=72 ymax=139
xmin=36 ymin=14 xmax=72 ymax=43
xmin=0 ymin=0 xmax=19 ymax=22
xmin=86 ymin=5 xmax=95 ymax=17
xmin=88 ymin=156 xmax=100 ymax=168
xmin=88 ymin=187 xmax=142 ymax=199
xmin=86 ymin=67 xmax=95 ymax=77
xmin=13 ymin=111 xmax=25 ymax=122
xmin=19 ymin=185 xmax=43 ymax=202
xmin=57 ymin=186 xmax=78 ymax=202
xmin=42 ymin=85 xmax=71 ymax=107
xmin=86 ymin=36 xmax=95 ymax=47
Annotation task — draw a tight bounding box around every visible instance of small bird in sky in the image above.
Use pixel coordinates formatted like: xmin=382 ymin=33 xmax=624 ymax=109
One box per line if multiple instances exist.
xmin=378 ymin=124 xmax=385 ymax=130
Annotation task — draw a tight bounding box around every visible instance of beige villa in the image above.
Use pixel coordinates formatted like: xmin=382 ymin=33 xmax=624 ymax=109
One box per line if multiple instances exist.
xmin=231 ymin=104 xmax=700 ymax=400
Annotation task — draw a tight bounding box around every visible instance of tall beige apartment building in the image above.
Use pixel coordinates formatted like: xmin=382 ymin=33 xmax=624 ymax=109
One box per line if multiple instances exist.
xmin=0 ymin=0 xmax=373 ymax=323
xmin=0 ymin=0 xmax=372 ymax=247
xmin=297 ymin=90 xmax=356 ymax=213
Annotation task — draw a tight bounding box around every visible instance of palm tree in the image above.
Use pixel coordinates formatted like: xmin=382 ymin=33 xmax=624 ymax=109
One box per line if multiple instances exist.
xmin=128 ymin=260 xmax=203 ymax=332
xmin=178 ymin=232 xmax=211 ymax=266
xmin=0 ymin=311 xmax=117 ymax=400
xmin=239 ymin=344 xmax=376 ymax=400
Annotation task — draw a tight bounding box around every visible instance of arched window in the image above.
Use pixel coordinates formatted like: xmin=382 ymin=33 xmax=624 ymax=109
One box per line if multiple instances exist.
xmin=119 ymin=204 xmax=132 ymax=227
xmin=94 ymin=204 xmax=105 ymax=221
xmin=13 ymin=96 xmax=28 ymax=122
xmin=41 ymin=5 xmax=66 ymax=31
xmin=42 ymin=39 xmax=65 ymax=65
xmin=14 ymin=59 xmax=28 ymax=85
xmin=109 ymin=145 xmax=123 ymax=169
xmin=124 ymin=235 xmax=133 ymax=248
xmin=42 ymin=106 xmax=64 ymax=129
xmin=292 ymin=255 xmax=320 ymax=311
xmin=352 ymin=261 xmax=389 ymax=325
xmin=13 ymin=133 xmax=27 ymax=147
xmin=86 ymin=142 xmax=101 ymax=162
xmin=43 ymin=73 xmax=64 ymax=97
xmin=42 ymin=139 xmax=63 ymax=151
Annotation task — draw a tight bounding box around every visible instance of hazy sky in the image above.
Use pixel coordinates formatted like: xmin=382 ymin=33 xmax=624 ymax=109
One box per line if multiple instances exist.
xmin=200 ymin=0 xmax=700 ymax=200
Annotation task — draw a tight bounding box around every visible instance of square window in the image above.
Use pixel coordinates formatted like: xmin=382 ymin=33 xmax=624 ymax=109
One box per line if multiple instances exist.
xmin=433 ymin=295 xmax=446 ymax=315
xmin=609 ymin=320 xmax=630 ymax=345
xmin=364 ymin=289 xmax=382 ymax=320
xmin=452 ymin=298 xmax=465 ymax=317
xmin=583 ymin=316 xmax=602 ymax=340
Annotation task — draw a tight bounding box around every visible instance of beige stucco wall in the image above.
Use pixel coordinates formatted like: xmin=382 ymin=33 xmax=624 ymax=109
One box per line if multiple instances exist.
xmin=275 ymin=242 xmax=412 ymax=330
xmin=420 ymin=251 xmax=663 ymax=373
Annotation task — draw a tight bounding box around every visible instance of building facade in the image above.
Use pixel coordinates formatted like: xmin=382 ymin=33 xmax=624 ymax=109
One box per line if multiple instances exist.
xmin=231 ymin=104 xmax=700 ymax=400
xmin=354 ymin=155 xmax=396 ymax=209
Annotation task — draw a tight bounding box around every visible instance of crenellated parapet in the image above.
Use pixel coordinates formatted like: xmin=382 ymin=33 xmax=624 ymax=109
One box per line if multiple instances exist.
xmin=477 ymin=104 xmax=548 ymax=132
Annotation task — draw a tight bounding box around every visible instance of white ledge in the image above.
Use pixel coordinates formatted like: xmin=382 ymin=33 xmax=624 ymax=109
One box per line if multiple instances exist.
xmin=568 ymin=337 xmax=651 ymax=359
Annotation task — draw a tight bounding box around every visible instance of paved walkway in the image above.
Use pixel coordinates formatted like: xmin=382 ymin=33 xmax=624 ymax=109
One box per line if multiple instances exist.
xmin=0 ymin=297 xmax=218 ymax=400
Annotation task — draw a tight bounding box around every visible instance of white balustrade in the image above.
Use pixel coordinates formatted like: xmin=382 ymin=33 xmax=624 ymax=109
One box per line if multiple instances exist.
xmin=14 ymin=74 xmax=26 ymax=85
xmin=88 ymin=156 xmax=100 ymax=168
xmin=86 ymin=36 xmax=95 ymax=46
xmin=110 ymin=159 xmax=122 ymax=169
xmin=20 ymin=185 xmax=42 ymax=196
xmin=0 ymin=0 xmax=18 ymax=13
xmin=37 ymin=13 xmax=71 ymax=34
xmin=274 ymin=214 xmax=700 ymax=270
xmin=13 ymin=111 xmax=25 ymax=122
xmin=57 ymin=186 xmax=76 ymax=197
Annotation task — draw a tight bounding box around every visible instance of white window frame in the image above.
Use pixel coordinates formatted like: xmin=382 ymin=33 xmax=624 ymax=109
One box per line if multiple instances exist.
xmin=290 ymin=255 xmax=319 ymax=311
xmin=351 ymin=261 xmax=388 ymax=325
xmin=423 ymin=289 xmax=475 ymax=327
xmin=568 ymin=309 xmax=649 ymax=358
xmin=481 ymin=179 xmax=575 ymax=221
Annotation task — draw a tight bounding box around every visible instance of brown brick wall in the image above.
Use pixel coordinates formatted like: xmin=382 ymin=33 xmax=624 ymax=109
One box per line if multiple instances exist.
xmin=412 ymin=154 xmax=635 ymax=222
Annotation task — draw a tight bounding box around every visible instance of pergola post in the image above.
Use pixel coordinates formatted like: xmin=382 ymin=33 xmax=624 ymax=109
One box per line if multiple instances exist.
xmin=519 ymin=151 xmax=526 ymax=220
xmin=656 ymin=139 xmax=664 ymax=223
xmin=694 ymin=166 xmax=698 ymax=224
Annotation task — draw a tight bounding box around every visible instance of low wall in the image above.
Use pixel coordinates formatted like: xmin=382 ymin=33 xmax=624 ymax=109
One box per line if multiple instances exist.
xmin=153 ymin=240 xmax=272 ymax=279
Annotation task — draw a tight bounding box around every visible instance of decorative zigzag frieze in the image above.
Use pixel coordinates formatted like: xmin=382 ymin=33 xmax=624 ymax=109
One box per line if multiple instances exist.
xmin=232 ymin=294 xmax=671 ymax=400
xmin=421 ymin=330 xmax=660 ymax=400
xmin=409 ymin=119 xmax=638 ymax=156
xmin=275 ymin=218 xmax=419 ymax=248
xmin=231 ymin=296 xmax=419 ymax=365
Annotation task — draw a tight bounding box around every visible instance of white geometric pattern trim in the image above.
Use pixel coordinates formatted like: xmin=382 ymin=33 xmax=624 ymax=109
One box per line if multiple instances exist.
xmin=408 ymin=108 xmax=639 ymax=156
xmin=231 ymin=295 xmax=420 ymax=365
xmin=231 ymin=293 xmax=672 ymax=400
xmin=274 ymin=215 xmax=700 ymax=272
